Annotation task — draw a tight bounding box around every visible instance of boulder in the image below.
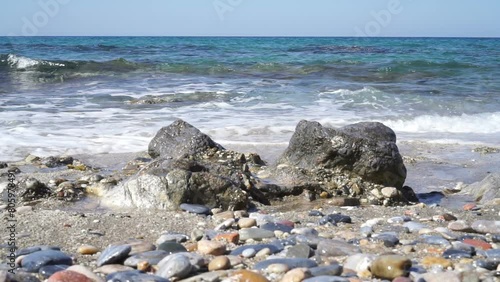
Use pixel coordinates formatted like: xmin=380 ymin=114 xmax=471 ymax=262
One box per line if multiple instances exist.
xmin=461 ymin=173 xmax=500 ymax=205
xmin=148 ymin=119 xmax=224 ymax=159
xmin=272 ymin=120 xmax=409 ymax=205
xmin=103 ymin=120 xmax=266 ymax=210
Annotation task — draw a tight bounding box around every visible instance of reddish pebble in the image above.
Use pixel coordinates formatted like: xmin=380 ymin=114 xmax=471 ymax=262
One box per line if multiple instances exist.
xmin=277 ymin=220 xmax=295 ymax=228
xmin=48 ymin=270 xmax=93 ymax=282
xmin=215 ymin=232 xmax=240 ymax=244
xmin=463 ymin=238 xmax=492 ymax=250
xmin=463 ymin=203 xmax=477 ymax=211
xmin=392 ymin=277 xmax=413 ymax=282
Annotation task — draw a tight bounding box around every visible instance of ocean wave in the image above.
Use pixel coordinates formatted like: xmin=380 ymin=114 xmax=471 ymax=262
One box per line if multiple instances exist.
xmin=383 ymin=112 xmax=500 ymax=134
xmin=287 ymin=45 xmax=388 ymax=54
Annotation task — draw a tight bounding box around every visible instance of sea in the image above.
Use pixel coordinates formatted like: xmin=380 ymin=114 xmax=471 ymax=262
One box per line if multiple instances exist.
xmin=1 ymin=37 xmax=499 ymax=193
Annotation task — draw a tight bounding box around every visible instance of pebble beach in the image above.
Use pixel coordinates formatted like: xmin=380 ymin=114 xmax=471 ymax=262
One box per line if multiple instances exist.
xmin=1 ymin=146 xmax=499 ymax=282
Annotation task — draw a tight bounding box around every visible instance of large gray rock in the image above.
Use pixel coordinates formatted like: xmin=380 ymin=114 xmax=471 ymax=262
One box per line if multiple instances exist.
xmin=103 ymin=120 xmax=267 ymax=210
xmin=272 ymin=120 xmax=408 ymax=205
xmin=461 ymin=173 xmax=500 ymax=205
xmin=148 ymin=119 xmax=224 ymax=159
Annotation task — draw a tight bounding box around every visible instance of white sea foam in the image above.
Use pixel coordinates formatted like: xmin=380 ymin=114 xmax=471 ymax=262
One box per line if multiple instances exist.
xmin=381 ymin=112 xmax=500 ymax=134
xmin=6 ymin=54 xmax=64 ymax=69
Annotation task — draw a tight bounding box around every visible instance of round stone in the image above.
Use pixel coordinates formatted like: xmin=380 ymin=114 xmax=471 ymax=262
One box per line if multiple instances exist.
xmin=239 ymin=228 xmax=275 ymax=241
xmin=232 ymin=270 xmax=269 ymax=282
xmin=47 ymin=270 xmax=93 ymax=282
xmin=242 ymin=248 xmax=257 ymax=258
xmin=97 ymin=245 xmax=131 ymax=267
xmin=94 ymin=264 xmax=134 ymax=275
xmin=157 ymin=242 xmax=187 ymax=254
xmin=370 ymin=255 xmax=412 ymax=280
xmin=266 ymin=263 xmax=289 ymax=274
xmin=21 ymin=250 xmax=73 ymax=272
xmin=208 ymin=256 xmax=230 ymax=271
xmin=66 ymin=265 xmax=104 ymax=282
xmin=197 ymin=240 xmax=226 ymax=256
xmin=421 ymin=256 xmax=453 ymax=268
xmin=238 ymin=218 xmax=257 ymax=228
xmin=281 ymin=268 xmax=311 ymax=282
xmin=180 ymin=203 xmax=211 ymax=215
xmin=77 ymin=245 xmax=99 ymax=255
xmin=157 ymin=254 xmax=193 ymax=279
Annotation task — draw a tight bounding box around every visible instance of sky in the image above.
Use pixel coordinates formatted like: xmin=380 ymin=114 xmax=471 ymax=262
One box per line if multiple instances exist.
xmin=1 ymin=0 xmax=499 ymax=37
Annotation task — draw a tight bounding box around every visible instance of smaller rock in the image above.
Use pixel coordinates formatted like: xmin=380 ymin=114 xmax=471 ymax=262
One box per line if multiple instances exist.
xmin=370 ymin=255 xmax=411 ymax=280
xmin=266 ymin=263 xmax=290 ymax=274
xmin=21 ymin=250 xmax=73 ymax=272
xmin=239 ymin=228 xmax=275 ymax=241
xmin=47 ymin=270 xmax=93 ymax=282
xmin=448 ymin=220 xmax=474 ymax=232
xmin=286 ymin=244 xmax=312 ymax=258
xmin=77 ymin=245 xmax=99 ymax=255
xmin=231 ymin=270 xmax=269 ymax=282
xmin=157 ymin=254 xmax=193 ymax=279
xmin=180 ymin=203 xmax=211 ymax=215
xmin=66 ymin=265 xmax=104 ymax=282
xmin=421 ymin=256 xmax=452 ymax=269
xmin=97 ymin=245 xmax=131 ymax=267
xmin=208 ymin=256 xmax=230 ymax=271
xmin=197 ymin=240 xmax=226 ymax=256
xmin=462 ymin=238 xmax=492 ymax=250
xmin=157 ymin=241 xmax=187 ymax=254
xmin=281 ymin=267 xmax=311 ymax=282
xmin=254 ymin=258 xmax=317 ymax=270
xmin=242 ymin=248 xmax=257 ymax=258
xmin=94 ymin=264 xmax=134 ymax=275
xmin=238 ymin=218 xmax=257 ymax=229
xmin=471 ymin=220 xmax=500 ymax=234
xmin=215 ymin=232 xmax=240 ymax=244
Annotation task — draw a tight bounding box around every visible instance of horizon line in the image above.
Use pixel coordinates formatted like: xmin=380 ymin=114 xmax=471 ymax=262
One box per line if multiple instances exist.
xmin=1 ymin=35 xmax=500 ymax=39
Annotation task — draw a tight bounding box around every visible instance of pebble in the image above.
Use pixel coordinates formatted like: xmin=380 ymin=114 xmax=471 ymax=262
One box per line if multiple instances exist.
xmin=302 ymin=276 xmax=349 ymax=282
xmin=180 ymin=203 xmax=211 ymax=215
xmin=256 ymin=247 xmax=273 ymax=257
xmin=96 ymin=245 xmax=131 ymax=267
xmin=39 ymin=265 xmax=70 ymax=278
xmin=94 ymin=264 xmax=134 ymax=275
xmin=208 ymin=256 xmax=230 ymax=271
xmin=230 ymin=244 xmax=283 ymax=256
xmin=281 ymin=267 xmax=311 ymax=282
xmin=261 ymin=222 xmax=294 ymax=233
xmin=242 ymin=248 xmax=257 ymax=258
xmin=239 ymin=228 xmax=276 ymax=241
xmin=197 ymin=240 xmax=226 ymax=256
xmin=123 ymin=250 xmax=169 ymax=267
xmin=156 ymin=232 xmax=189 ymax=245
xmin=318 ymin=214 xmax=351 ymax=225
xmin=126 ymin=240 xmax=156 ymax=255
xmin=418 ymin=271 xmax=464 ymax=282
xmin=291 ymin=228 xmax=319 ymax=236
xmin=266 ymin=263 xmax=290 ymax=274
xmin=21 ymin=250 xmax=73 ymax=272
xmin=421 ymin=256 xmax=453 ymax=269
xmin=343 ymin=254 xmax=375 ymax=278
xmin=66 ymin=265 xmax=104 ymax=282
xmin=253 ymin=258 xmax=317 ymax=270
xmin=232 ymin=269 xmax=269 ymax=282
xmin=388 ymin=216 xmax=411 ymax=224
xmin=370 ymin=254 xmax=412 ymax=280
xmin=442 ymin=248 xmax=474 ymax=259
xmin=371 ymin=232 xmax=400 ymax=247
xmin=447 ymin=220 xmax=474 ymax=232
xmin=471 ymin=220 xmax=500 ymax=234
xmin=420 ymin=235 xmax=451 ymax=247
xmin=316 ymin=239 xmax=360 ymax=256
xmin=309 ymin=264 xmax=343 ymax=277
xmin=157 ymin=253 xmax=193 ymax=279
xmin=286 ymin=244 xmax=312 ymax=258
xmin=462 ymin=238 xmax=492 ymax=250
xmin=106 ymin=270 xmax=169 ymax=282
xmin=485 ymin=249 xmax=500 ymax=259
xmin=403 ymin=222 xmax=427 ymax=233
xmin=238 ymin=218 xmax=257 ymax=228
xmin=157 ymin=241 xmax=187 ymax=254
xmin=215 ymin=232 xmax=240 ymax=244
xmin=77 ymin=245 xmax=99 ymax=255
xmin=47 ymin=270 xmax=93 ymax=282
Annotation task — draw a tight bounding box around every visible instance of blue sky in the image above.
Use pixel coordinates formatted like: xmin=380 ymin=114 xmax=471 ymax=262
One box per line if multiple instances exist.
xmin=1 ymin=0 xmax=499 ymax=37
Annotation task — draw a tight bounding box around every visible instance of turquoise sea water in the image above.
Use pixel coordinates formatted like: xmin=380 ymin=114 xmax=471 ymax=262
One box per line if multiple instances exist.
xmin=0 ymin=37 xmax=499 ymax=162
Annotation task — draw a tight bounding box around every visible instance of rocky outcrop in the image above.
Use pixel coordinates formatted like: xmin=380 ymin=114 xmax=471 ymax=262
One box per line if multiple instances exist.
xmin=271 ymin=120 xmax=410 ymax=205
xmin=103 ymin=119 xmax=265 ymax=210
xmin=461 ymin=173 xmax=500 ymax=205
xmin=148 ymin=119 xmax=224 ymax=159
